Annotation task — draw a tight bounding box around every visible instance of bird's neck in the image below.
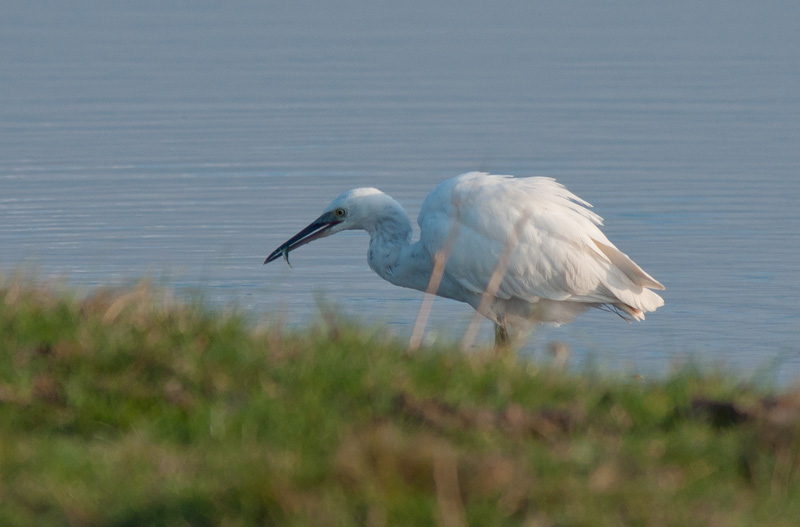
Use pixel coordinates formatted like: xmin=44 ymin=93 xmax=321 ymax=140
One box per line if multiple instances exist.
xmin=366 ymin=211 xmax=413 ymax=283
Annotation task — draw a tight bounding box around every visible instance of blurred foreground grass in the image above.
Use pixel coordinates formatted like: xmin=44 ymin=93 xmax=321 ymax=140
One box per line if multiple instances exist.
xmin=1 ymin=277 xmax=799 ymax=526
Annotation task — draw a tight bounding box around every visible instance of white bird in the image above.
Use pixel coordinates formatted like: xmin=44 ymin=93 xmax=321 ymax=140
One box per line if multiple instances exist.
xmin=264 ymin=172 xmax=664 ymax=346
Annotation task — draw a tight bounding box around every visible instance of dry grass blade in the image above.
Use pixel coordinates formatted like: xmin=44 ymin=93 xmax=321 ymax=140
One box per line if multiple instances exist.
xmin=409 ymin=195 xmax=462 ymax=352
xmin=434 ymin=449 xmax=468 ymax=527
xmin=460 ymin=209 xmax=532 ymax=351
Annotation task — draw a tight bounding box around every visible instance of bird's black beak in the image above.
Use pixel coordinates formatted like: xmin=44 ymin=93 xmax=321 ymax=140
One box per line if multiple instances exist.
xmin=264 ymin=210 xmax=342 ymax=265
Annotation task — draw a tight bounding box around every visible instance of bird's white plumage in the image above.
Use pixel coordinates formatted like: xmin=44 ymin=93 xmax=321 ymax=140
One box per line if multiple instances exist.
xmin=266 ymin=172 xmax=664 ymax=336
xmin=417 ymin=173 xmax=664 ymax=325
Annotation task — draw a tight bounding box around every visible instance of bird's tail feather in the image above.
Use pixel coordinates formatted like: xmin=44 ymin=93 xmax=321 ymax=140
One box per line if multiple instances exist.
xmin=591 ymin=239 xmax=665 ymax=291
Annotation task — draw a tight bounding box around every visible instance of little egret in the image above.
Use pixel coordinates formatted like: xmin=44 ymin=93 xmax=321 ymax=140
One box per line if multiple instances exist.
xmin=264 ymin=172 xmax=664 ymax=346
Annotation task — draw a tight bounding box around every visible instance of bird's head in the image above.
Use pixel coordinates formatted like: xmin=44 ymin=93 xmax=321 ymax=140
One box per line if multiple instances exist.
xmin=264 ymin=187 xmax=389 ymax=266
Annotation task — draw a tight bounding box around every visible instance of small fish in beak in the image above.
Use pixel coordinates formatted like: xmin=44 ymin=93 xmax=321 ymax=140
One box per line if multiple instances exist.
xmin=264 ymin=210 xmax=343 ymax=266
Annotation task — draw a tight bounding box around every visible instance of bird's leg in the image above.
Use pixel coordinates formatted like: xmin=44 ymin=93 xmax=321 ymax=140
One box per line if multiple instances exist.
xmin=494 ymin=321 xmax=511 ymax=354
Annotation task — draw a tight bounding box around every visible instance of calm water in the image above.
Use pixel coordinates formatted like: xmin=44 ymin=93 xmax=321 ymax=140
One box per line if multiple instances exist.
xmin=2 ymin=2 xmax=799 ymax=382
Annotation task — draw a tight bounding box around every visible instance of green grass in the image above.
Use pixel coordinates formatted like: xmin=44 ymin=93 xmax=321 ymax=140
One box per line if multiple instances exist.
xmin=1 ymin=277 xmax=799 ymax=526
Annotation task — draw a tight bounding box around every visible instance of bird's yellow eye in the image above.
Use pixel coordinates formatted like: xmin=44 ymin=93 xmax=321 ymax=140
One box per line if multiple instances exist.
xmin=335 ymin=208 xmax=346 ymax=218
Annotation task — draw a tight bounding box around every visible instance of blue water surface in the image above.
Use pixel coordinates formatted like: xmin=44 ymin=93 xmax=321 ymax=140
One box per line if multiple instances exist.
xmin=2 ymin=1 xmax=799 ymax=382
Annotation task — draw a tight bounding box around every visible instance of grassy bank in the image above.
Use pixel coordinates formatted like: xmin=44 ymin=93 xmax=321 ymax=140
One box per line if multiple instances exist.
xmin=1 ymin=278 xmax=799 ymax=526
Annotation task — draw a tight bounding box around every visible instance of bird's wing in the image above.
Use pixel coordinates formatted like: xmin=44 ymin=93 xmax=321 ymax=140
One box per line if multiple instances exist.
xmin=418 ymin=173 xmax=664 ymax=312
